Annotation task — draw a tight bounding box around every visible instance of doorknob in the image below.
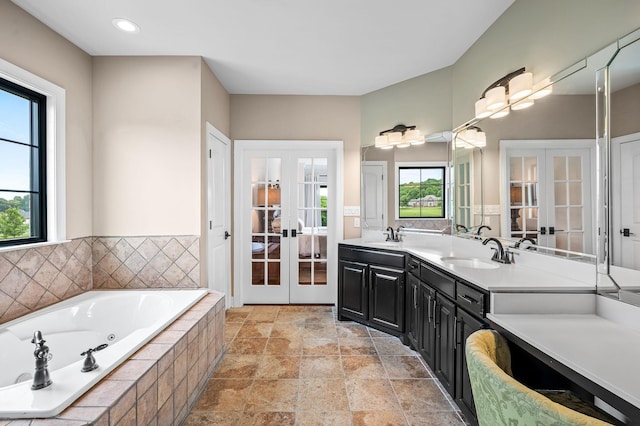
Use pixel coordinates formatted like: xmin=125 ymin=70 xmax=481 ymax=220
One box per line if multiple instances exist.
xmin=621 ymin=228 xmax=635 ymax=237
xmin=224 ymin=231 xmax=231 ymax=240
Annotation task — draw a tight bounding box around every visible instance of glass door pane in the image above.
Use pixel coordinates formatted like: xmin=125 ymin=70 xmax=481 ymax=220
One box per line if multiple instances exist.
xmin=251 ymin=157 xmax=282 ymax=286
xmin=550 ymin=153 xmax=585 ymax=256
xmin=508 ymin=155 xmax=540 ymax=241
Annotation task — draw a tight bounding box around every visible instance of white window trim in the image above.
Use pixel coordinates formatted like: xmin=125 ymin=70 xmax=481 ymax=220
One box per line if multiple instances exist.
xmin=0 ymin=58 xmax=66 ymax=250
xmin=395 ymin=161 xmax=449 ymax=221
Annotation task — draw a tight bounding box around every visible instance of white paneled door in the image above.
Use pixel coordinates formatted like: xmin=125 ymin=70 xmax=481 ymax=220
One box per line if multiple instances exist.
xmin=613 ymin=134 xmax=640 ymax=269
xmin=235 ymin=141 xmax=343 ymax=305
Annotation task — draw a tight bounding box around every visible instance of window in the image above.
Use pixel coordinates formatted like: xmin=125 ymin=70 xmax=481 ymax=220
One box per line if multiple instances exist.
xmin=397 ymin=164 xmax=446 ymax=219
xmin=0 ymin=77 xmax=46 ymax=246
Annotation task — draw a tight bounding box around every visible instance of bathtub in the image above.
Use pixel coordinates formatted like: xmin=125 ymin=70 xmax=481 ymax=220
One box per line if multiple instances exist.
xmin=0 ymin=289 xmax=208 ymax=419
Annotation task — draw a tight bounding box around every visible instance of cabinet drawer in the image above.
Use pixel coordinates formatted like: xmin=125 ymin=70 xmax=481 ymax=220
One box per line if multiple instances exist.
xmin=338 ymin=245 xmax=405 ymax=268
xmin=456 ymin=282 xmax=486 ymax=318
xmin=407 ymin=256 xmax=420 ymax=277
xmin=420 ymin=264 xmax=455 ymax=299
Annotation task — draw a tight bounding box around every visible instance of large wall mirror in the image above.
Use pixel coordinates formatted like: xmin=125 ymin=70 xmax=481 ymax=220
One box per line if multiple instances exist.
xmin=452 ymin=44 xmax=617 ymax=261
xmin=597 ymin=28 xmax=640 ymax=304
xmin=361 ymin=138 xmax=451 ymax=232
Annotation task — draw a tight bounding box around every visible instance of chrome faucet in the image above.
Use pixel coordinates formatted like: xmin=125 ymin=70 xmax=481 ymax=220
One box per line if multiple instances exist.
xmin=385 ymin=226 xmax=403 ymax=242
xmin=482 ymin=237 xmax=512 ymax=264
xmin=81 ymin=343 xmax=108 ymax=372
xmin=31 ymin=331 xmax=52 ymax=390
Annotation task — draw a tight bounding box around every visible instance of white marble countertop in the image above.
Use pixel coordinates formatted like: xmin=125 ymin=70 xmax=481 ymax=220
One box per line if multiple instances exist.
xmin=340 ymin=234 xmax=597 ymax=293
xmin=488 ymin=306 xmax=640 ymax=413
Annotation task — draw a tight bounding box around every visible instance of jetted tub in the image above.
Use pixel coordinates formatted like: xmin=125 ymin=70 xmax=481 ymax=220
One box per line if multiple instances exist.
xmin=0 ymin=289 xmax=208 ymax=419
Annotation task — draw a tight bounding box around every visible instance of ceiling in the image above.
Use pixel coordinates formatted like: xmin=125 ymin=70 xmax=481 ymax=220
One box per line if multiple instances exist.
xmin=12 ymin=0 xmax=514 ymax=96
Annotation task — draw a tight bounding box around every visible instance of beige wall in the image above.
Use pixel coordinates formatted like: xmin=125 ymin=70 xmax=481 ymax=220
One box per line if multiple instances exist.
xmin=361 ymin=67 xmax=453 ymax=147
xmin=230 ymin=95 xmax=362 ymax=239
xmin=452 ymin=0 xmax=640 ymax=127
xmin=92 ymin=56 xmax=202 ymax=236
xmin=0 ymin=0 xmax=93 ymax=239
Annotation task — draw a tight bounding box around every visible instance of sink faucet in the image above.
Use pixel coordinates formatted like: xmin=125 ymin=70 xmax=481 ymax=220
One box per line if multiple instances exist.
xmin=514 ymin=237 xmax=536 ymax=249
xmin=455 ymin=224 xmax=468 ymax=233
xmin=31 ymin=331 xmax=52 ymax=390
xmin=482 ymin=237 xmax=512 ymax=264
xmin=476 ymin=225 xmax=492 ymax=236
xmin=385 ymin=226 xmax=395 ymax=242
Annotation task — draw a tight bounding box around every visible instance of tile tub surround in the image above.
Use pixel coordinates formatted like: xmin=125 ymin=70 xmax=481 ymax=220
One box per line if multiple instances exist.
xmin=0 ymin=291 xmax=225 ymax=425
xmin=185 ymin=305 xmax=465 ymax=426
xmin=0 ymin=238 xmax=93 ymax=324
xmin=92 ymin=236 xmax=200 ymax=290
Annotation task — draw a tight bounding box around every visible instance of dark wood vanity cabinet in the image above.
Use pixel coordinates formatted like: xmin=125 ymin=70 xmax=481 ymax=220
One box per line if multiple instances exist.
xmin=338 ymin=245 xmax=405 ymax=336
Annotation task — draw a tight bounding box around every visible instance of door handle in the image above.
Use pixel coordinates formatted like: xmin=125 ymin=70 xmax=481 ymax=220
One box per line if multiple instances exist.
xmin=549 ymin=226 xmax=555 ymax=235
xmin=540 ymin=226 xmax=546 ymax=235
xmin=282 ymin=229 xmax=288 ymax=238
xmin=224 ymin=231 xmax=231 ymax=240
xmin=291 ymin=229 xmax=297 ymax=238
xmin=621 ymin=228 xmax=635 ymax=237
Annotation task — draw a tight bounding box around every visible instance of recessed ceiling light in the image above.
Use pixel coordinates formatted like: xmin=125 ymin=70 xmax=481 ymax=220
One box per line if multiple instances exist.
xmin=112 ymin=18 xmax=140 ymax=33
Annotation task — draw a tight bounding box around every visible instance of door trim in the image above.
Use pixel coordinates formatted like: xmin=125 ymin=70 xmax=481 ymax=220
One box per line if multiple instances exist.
xmin=233 ymin=140 xmax=344 ymax=307
xmin=206 ymin=122 xmax=232 ymax=308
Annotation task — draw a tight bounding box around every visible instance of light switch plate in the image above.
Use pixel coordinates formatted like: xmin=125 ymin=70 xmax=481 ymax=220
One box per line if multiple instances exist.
xmin=343 ymin=206 xmax=361 ymax=216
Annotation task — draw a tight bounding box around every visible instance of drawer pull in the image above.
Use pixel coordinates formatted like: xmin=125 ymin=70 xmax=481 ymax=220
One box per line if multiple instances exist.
xmin=460 ymin=294 xmax=478 ymax=305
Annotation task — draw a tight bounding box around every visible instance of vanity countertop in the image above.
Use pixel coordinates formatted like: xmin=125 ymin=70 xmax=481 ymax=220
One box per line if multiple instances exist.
xmin=340 ymin=236 xmax=596 ymax=293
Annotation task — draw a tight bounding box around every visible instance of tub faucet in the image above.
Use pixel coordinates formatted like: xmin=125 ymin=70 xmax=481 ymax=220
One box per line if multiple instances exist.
xmin=482 ymin=237 xmax=512 ymax=264
xmin=31 ymin=330 xmax=52 ymax=390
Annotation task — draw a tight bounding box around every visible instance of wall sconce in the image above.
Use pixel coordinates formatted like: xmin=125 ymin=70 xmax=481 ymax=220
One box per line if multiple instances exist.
xmin=455 ymin=126 xmax=486 ymax=149
xmin=375 ymin=124 xmax=423 ymax=149
xmin=474 ymin=68 xmax=553 ymax=120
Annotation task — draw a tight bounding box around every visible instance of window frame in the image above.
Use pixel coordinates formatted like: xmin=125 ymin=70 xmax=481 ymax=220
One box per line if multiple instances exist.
xmin=0 ymin=58 xmax=66 ymax=251
xmin=395 ymin=162 xmax=448 ymax=220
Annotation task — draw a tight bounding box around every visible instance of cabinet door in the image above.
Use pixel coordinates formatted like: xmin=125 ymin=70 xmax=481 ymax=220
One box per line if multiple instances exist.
xmin=455 ymin=308 xmax=486 ymax=426
xmin=338 ymin=260 xmax=368 ymax=321
xmin=369 ymin=265 xmax=405 ymax=333
xmin=406 ymin=272 xmax=420 ymax=349
xmin=418 ymin=283 xmax=436 ymax=369
xmin=434 ymin=293 xmax=456 ymax=396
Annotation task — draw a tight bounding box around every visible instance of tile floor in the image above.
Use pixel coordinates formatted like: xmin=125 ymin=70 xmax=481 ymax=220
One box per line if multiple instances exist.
xmin=184 ymin=305 xmax=465 ymax=426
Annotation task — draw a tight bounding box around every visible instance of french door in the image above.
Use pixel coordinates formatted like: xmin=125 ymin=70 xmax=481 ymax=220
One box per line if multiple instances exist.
xmin=501 ymin=140 xmax=595 ymax=255
xmin=234 ymin=141 xmax=343 ymax=305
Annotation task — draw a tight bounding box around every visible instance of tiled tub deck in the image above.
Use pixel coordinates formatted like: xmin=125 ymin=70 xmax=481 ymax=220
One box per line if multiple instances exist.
xmin=0 ymin=291 xmax=225 ymax=426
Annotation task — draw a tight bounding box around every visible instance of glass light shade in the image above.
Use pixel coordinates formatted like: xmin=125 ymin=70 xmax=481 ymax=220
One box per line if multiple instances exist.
xmin=474 ymin=131 xmax=487 ymax=147
xmin=508 ymin=72 xmax=533 ymax=101
xmin=531 ymin=78 xmax=553 ymax=99
xmin=490 ymin=108 xmax=510 ymax=119
xmin=404 ymin=129 xmax=422 ymax=144
xmin=396 ymin=142 xmax=411 ymax=148
xmin=475 ymin=98 xmax=491 ymax=119
xmin=387 ymin=132 xmax=403 ymax=145
xmin=375 ymin=135 xmax=389 ymax=148
xmin=485 ymin=86 xmax=506 ymax=111
xmin=511 ymin=98 xmax=535 ymax=110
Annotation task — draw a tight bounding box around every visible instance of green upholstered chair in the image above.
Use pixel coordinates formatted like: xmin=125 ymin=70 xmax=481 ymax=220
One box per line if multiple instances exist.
xmin=465 ymin=329 xmax=615 ymax=426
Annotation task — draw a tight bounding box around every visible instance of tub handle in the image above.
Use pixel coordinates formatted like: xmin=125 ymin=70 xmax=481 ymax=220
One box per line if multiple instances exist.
xmin=80 ymin=344 xmax=108 ymax=372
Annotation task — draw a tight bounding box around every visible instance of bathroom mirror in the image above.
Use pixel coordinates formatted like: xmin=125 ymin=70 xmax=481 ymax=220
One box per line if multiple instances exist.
xmin=597 ymin=28 xmax=640 ymax=303
xmin=451 ymin=44 xmax=618 ymax=261
xmin=361 ymin=138 xmax=451 ymax=232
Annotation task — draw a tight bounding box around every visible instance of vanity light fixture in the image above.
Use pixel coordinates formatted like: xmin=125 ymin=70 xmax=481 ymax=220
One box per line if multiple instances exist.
xmin=474 ymin=67 xmax=552 ymax=120
xmin=112 ymin=18 xmax=140 ymax=33
xmin=375 ymin=124 xmax=423 ymax=149
xmin=455 ymin=126 xmax=486 ymax=149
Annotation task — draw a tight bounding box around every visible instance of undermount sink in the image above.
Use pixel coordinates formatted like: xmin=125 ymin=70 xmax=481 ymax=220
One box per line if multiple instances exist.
xmin=440 ymin=257 xmax=500 ymax=270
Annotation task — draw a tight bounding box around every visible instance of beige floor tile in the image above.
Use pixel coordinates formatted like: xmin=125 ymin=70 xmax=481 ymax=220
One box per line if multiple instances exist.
xmin=264 ymin=337 xmax=303 ymax=355
xmin=271 ymin=322 xmax=306 ymax=338
xmin=295 ymin=411 xmax=352 ymax=426
xmin=298 ymin=378 xmax=350 ymax=411
xmin=244 ymin=379 xmax=299 ymax=412
xmin=302 ymin=337 xmax=340 ymax=356
xmin=240 ymin=411 xmax=296 ymax=425
xmin=339 ymin=337 xmax=377 ymax=356
xmin=224 ymin=322 xmax=242 ymax=341
xmin=342 ymin=355 xmax=387 ymax=378
xmin=236 ymin=323 xmax=274 ymax=338
xmin=299 ymin=356 xmax=343 ymax=378
xmin=336 ymin=323 xmax=370 ymax=338
xmin=372 ymin=337 xmax=416 ymax=356
xmin=226 ymin=338 xmax=268 ymax=355
xmin=380 ymin=356 xmax=431 ymax=379
xmin=183 ymin=411 xmax=242 ymax=426
xmin=368 ymin=328 xmax=390 ymax=338
xmin=225 ymin=310 xmax=250 ymax=323
xmin=303 ymin=322 xmax=338 ymax=339
xmin=213 ymin=355 xmax=260 ymax=379
xmin=404 ymin=411 xmax=465 ymax=426
xmin=352 ymin=411 xmax=408 ymax=426
xmin=345 ymin=378 xmax=401 ymax=411
xmin=391 ymin=379 xmax=455 ymax=412
xmin=255 ymin=355 xmax=300 ymax=379
xmin=192 ymin=379 xmax=252 ymax=411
